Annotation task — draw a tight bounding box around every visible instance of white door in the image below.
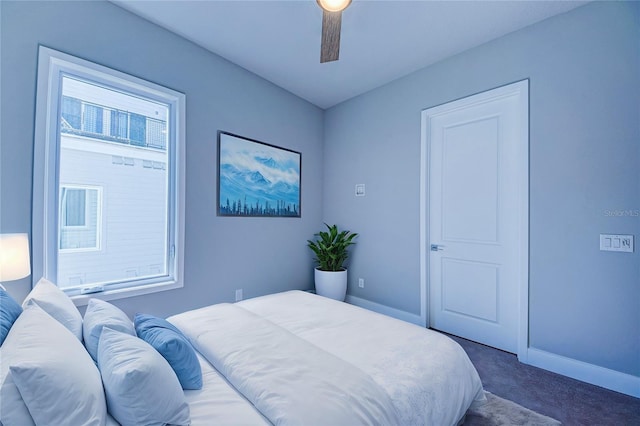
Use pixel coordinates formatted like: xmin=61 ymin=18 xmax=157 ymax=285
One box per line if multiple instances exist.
xmin=425 ymin=81 xmax=528 ymax=354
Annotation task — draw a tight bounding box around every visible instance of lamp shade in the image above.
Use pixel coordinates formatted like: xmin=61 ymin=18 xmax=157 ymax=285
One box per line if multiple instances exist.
xmin=0 ymin=233 xmax=31 ymax=282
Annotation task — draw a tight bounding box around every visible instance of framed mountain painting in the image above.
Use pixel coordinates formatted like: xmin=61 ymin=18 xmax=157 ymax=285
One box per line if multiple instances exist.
xmin=217 ymin=131 xmax=301 ymax=217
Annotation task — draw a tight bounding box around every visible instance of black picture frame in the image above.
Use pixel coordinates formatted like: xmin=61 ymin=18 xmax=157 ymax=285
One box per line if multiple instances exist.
xmin=217 ymin=131 xmax=301 ymax=217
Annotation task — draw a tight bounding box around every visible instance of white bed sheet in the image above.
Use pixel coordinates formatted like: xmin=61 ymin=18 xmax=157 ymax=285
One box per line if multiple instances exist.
xmin=105 ymin=352 xmax=270 ymax=426
xmin=170 ymin=290 xmax=485 ymax=426
xmin=184 ymin=352 xmax=271 ymax=426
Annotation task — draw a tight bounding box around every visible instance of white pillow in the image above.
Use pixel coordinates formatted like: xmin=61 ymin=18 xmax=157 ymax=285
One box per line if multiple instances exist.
xmin=22 ymin=277 xmax=83 ymax=340
xmin=83 ymin=298 xmax=135 ymax=362
xmin=98 ymin=327 xmax=190 ymax=426
xmin=0 ymin=303 xmax=107 ymax=426
xmin=0 ymin=369 xmax=34 ymax=426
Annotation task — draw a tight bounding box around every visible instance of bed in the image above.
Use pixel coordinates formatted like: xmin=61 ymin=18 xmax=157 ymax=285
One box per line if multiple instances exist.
xmin=168 ymin=290 xmax=485 ymax=425
xmin=1 ymin=282 xmax=484 ymax=426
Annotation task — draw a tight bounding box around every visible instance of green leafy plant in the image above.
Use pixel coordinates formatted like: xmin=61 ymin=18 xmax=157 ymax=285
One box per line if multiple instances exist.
xmin=307 ymin=224 xmax=358 ymax=272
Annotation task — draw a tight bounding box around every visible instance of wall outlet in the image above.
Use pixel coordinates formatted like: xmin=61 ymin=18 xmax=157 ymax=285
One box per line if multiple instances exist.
xmin=235 ymin=289 xmax=243 ymax=301
xmin=358 ymin=278 xmax=365 ymax=288
xmin=600 ymin=234 xmax=634 ymax=253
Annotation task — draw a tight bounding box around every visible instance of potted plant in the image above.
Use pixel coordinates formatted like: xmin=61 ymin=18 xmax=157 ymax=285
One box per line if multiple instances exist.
xmin=307 ymin=224 xmax=358 ymax=301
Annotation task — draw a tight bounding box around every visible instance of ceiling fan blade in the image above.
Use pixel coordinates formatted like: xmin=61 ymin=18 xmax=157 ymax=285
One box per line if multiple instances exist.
xmin=320 ymin=10 xmax=342 ymax=63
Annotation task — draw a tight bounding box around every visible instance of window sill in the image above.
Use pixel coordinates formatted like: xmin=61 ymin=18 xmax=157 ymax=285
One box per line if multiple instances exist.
xmin=70 ymin=279 xmax=182 ymax=307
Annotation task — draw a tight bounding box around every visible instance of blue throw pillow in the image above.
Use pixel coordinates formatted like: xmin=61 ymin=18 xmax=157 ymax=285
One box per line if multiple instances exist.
xmin=0 ymin=289 xmax=23 ymax=346
xmin=134 ymin=313 xmax=202 ymax=390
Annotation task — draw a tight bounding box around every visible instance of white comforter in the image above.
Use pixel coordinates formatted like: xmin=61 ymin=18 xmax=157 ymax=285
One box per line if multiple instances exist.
xmin=171 ymin=303 xmax=399 ymax=426
xmin=170 ymin=291 xmax=485 ymax=426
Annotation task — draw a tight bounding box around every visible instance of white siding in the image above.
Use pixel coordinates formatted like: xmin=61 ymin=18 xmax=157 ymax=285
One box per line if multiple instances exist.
xmin=58 ymin=135 xmax=168 ymax=288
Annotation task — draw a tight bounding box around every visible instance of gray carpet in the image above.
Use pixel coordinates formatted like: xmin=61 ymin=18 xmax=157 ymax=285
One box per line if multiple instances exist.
xmin=448 ymin=334 xmax=640 ymax=425
xmin=465 ymin=392 xmax=561 ymax=425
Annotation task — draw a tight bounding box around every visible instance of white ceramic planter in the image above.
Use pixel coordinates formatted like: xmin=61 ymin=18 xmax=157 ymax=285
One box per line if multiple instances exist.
xmin=314 ymin=268 xmax=348 ymax=301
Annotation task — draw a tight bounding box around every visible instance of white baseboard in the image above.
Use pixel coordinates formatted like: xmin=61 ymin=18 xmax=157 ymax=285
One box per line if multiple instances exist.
xmin=526 ymin=347 xmax=640 ymax=398
xmin=345 ymin=295 xmax=423 ymax=326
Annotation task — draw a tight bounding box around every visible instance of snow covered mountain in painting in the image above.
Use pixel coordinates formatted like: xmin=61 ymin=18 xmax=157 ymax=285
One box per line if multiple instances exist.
xmin=218 ymin=133 xmax=300 ymax=217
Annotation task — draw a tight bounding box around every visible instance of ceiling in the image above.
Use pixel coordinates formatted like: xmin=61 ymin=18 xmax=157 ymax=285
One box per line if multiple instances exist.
xmin=112 ymin=0 xmax=588 ymax=109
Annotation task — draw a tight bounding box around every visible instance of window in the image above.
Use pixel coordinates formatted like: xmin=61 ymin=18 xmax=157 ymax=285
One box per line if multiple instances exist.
xmin=59 ymin=185 xmax=102 ymax=251
xmin=110 ymin=110 xmax=128 ymax=140
xmin=62 ymin=188 xmax=87 ymax=227
xmin=83 ymin=103 xmax=103 ymax=135
xmin=33 ymin=47 xmax=185 ymax=302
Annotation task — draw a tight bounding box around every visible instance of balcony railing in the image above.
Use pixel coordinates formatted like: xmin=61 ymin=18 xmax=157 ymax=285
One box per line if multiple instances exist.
xmin=60 ymin=96 xmax=167 ymax=151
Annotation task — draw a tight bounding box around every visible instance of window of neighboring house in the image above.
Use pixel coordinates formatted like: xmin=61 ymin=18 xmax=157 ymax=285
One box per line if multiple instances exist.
xmin=59 ymin=186 xmax=102 ymax=251
xmin=61 ymin=96 xmax=81 ymax=129
xmin=32 ymin=47 xmax=185 ymax=303
xmin=83 ymin=103 xmax=103 ymax=135
xmin=110 ymin=110 xmax=128 ymax=140
xmin=129 ymin=113 xmax=146 ymax=147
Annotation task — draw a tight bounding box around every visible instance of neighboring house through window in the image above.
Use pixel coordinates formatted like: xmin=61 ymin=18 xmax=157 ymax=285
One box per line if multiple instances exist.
xmin=59 ymin=185 xmax=102 ymax=251
xmin=32 ymin=47 xmax=185 ymax=301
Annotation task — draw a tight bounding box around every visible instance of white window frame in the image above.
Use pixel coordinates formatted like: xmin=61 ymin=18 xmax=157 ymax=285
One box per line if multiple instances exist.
xmin=59 ymin=184 xmax=103 ymax=252
xmin=32 ymin=46 xmax=186 ymax=306
xmin=58 ymin=183 xmax=102 ymax=253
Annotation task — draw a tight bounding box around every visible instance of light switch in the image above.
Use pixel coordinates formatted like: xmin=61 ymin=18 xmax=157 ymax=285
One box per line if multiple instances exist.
xmin=355 ymin=184 xmax=365 ymax=197
xmin=600 ymin=234 xmax=634 ymax=253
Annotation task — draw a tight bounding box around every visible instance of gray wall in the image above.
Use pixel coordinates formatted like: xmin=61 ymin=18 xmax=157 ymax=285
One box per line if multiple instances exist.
xmin=323 ymin=1 xmax=639 ymax=376
xmin=0 ymin=1 xmax=323 ymax=316
xmin=1 ymin=0 xmax=637 ymax=379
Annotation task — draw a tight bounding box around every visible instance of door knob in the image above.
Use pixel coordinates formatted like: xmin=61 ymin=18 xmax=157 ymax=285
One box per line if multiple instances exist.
xmin=430 ymin=244 xmax=445 ymax=251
